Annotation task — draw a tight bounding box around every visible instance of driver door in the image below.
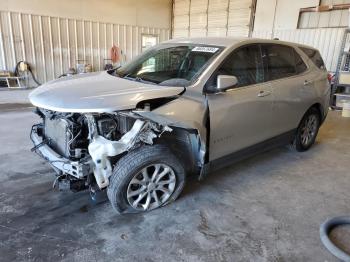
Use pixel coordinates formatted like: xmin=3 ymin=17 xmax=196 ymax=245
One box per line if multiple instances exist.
xmin=206 ymin=44 xmax=275 ymax=161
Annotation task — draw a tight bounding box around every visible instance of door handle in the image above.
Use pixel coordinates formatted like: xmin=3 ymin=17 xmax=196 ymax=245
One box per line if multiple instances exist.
xmin=304 ymin=80 xmax=313 ymax=86
xmin=257 ymin=90 xmax=271 ymax=97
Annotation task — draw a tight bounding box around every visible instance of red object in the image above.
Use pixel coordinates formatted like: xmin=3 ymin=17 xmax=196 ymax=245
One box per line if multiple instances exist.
xmin=327 ymin=73 xmax=333 ymax=83
xmin=110 ymin=45 xmax=120 ymax=63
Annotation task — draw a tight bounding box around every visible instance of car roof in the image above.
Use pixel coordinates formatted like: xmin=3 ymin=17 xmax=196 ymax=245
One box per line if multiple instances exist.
xmin=163 ymin=37 xmax=249 ymax=47
xmin=163 ymin=37 xmax=317 ymax=51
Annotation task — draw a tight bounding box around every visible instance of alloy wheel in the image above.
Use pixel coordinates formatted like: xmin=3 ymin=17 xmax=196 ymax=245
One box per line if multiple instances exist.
xmin=126 ymin=164 xmax=176 ymax=211
xmin=300 ymin=114 xmax=318 ymax=147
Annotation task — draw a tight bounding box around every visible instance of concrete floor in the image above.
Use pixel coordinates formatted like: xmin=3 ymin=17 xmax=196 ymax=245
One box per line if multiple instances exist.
xmin=0 ymin=109 xmax=349 ymax=262
xmin=0 ymin=89 xmax=31 ymax=104
xmin=0 ymin=89 xmax=33 ymax=112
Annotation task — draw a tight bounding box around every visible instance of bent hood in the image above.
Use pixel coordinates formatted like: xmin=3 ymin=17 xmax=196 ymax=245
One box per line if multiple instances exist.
xmin=29 ymin=71 xmax=185 ymax=113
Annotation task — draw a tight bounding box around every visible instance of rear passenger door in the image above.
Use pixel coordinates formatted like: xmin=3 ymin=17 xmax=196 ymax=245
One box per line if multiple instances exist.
xmin=262 ymin=44 xmax=315 ymax=135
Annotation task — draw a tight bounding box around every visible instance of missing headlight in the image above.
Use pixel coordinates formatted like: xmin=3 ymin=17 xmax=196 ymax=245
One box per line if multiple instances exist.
xmin=97 ymin=117 xmax=118 ymax=140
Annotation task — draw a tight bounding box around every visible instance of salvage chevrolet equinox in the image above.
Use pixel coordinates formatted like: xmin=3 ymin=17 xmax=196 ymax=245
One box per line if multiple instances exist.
xmin=29 ymin=37 xmax=330 ymax=213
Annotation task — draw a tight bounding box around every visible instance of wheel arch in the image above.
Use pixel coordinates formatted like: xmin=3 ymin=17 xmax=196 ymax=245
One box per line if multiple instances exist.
xmin=309 ymin=102 xmax=324 ymax=122
xmin=154 ymin=127 xmax=202 ymax=176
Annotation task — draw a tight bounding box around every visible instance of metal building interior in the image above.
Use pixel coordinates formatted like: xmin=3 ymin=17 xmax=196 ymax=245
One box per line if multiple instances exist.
xmin=0 ymin=0 xmax=350 ymax=261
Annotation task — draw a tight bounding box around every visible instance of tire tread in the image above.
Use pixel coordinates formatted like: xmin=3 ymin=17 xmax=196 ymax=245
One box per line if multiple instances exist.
xmin=107 ymin=145 xmax=185 ymax=214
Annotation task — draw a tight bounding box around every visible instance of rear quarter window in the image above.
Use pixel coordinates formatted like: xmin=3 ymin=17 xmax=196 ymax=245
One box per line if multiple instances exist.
xmin=295 ymin=50 xmax=307 ymax=74
xmin=263 ymin=44 xmax=307 ymax=81
xmin=300 ymin=47 xmax=326 ymax=70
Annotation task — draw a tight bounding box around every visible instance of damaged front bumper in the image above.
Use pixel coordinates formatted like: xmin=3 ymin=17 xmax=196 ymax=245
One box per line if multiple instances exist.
xmin=30 ymin=124 xmax=91 ymax=178
xmin=86 ymin=115 xmax=171 ymax=189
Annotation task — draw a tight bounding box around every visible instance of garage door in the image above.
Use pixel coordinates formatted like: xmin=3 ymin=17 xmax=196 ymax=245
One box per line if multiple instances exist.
xmin=173 ymin=0 xmax=191 ymax=38
xmin=173 ymin=0 xmax=254 ymax=38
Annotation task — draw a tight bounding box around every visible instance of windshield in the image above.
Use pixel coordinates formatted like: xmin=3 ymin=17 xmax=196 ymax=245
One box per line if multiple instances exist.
xmin=115 ymin=44 xmax=222 ymax=87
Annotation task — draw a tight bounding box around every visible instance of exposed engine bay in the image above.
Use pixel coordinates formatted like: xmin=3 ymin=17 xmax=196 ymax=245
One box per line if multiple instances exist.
xmin=30 ymin=105 xmax=174 ymax=192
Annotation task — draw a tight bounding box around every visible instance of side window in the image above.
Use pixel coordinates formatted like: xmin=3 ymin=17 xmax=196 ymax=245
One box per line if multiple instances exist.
xmin=300 ymin=47 xmax=326 ymax=70
xmin=295 ymin=50 xmax=307 ymax=74
xmin=263 ymin=44 xmax=297 ymax=81
xmin=213 ymin=45 xmax=263 ymax=88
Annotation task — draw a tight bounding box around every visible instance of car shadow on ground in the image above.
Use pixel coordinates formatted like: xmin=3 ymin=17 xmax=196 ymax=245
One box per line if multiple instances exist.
xmin=181 ymin=146 xmax=294 ymax=198
xmin=20 ymin=142 xmax=321 ymax=221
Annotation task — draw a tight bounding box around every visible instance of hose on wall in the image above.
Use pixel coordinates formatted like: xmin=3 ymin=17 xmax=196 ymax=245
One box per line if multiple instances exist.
xmin=14 ymin=61 xmax=41 ymax=86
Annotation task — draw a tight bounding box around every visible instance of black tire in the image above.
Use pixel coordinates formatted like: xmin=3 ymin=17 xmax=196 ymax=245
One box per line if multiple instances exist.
xmin=320 ymin=216 xmax=350 ymax=261
xmin=291 ymin=107 xmax=321 ymax=152
xmin=107 ymin=145 xmax=186 ymax=214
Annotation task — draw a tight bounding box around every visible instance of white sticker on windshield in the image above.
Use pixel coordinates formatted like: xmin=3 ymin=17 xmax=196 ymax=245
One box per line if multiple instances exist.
xmin=192 ymin=46 xmax=219 ymax=53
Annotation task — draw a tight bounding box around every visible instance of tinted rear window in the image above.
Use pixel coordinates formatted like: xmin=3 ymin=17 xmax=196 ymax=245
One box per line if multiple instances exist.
xmin=300 ymin=47 xmax=325 ymax=70
xmin=295 ymin=50 xmax=307 ymax=74
xmin=263 ymin=44 xmax=308 ymax=81
xmin=265 ymin=45 xmax=296 ymax=81
xmin=262 ymin=44 xmax=308 ymax=81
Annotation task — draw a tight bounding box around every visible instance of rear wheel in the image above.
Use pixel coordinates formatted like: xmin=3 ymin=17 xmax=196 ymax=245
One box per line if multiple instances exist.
xmin=107 ymin=145 xmax=185 ymax=214
xmin=291 ymin=107 xmax=320 ymax=152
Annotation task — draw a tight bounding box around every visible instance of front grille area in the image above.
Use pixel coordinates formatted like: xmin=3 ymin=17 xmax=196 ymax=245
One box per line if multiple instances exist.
xmin=44 ymin=118 xmax=72 ymax=158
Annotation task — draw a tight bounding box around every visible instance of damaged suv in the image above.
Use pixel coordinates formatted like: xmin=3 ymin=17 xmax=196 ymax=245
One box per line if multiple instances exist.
xmin=29 ymin=37 xmax=330 ymax=213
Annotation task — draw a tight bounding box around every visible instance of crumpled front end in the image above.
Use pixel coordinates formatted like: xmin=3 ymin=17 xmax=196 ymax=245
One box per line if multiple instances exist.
xmin=85 ymin=113 xmax=172 ymax=188
xmin=30 ymin=107 xmax=173 ymax=190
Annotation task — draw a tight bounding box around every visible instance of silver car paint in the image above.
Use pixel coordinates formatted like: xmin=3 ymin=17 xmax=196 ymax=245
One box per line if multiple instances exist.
xmin=267 ymin=47 xmax=329 ymax=136
xmin=135 ymin=88 xmax=208 ymax=165
xmin=205 ymin=41 xmax=330 ymax=160
xmin=29 ymin=71 xmax=184 ymax=113
xmin=207 ymin=82 xmax=275 ymax=160
xmin=29 ymin=37 xmax=330 ymax=166
xmin=137 ymin=89 xmax=207 ymax=142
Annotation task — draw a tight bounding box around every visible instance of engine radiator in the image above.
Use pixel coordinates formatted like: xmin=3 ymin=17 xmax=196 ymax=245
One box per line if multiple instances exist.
xmin=44 ymin=118 xmax=72 ymax=158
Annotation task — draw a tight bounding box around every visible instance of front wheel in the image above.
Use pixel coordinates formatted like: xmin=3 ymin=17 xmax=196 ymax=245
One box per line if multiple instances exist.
xmin=107 ymin=145 xmax=186 ymax=214
xmin=291 ymin=107 xmax=321 ymax=152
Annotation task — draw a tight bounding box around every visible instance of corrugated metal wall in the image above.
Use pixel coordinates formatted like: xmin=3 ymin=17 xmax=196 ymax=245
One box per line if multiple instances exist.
xmin=173 ymin=0 xmax=254 ymax=38
xmin=0 ymin=11 xmax=170 ymax=83
xmin=253 ymin=28 xmax=346 ymax=72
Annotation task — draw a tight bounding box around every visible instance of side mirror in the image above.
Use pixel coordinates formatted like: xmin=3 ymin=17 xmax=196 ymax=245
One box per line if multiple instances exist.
xmin=217 ymin=75 xmax=238 ymax=92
